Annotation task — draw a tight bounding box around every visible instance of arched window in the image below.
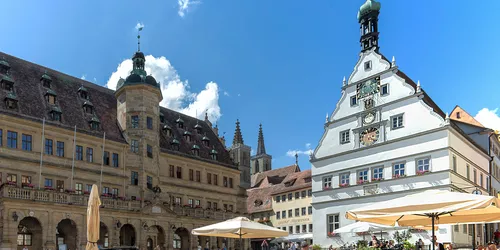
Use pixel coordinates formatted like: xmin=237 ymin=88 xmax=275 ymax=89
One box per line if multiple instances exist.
xmin=17 ymin=225 xmax=32 ymax=246
xmin=173 ymin=233 xmax=181 ymax=249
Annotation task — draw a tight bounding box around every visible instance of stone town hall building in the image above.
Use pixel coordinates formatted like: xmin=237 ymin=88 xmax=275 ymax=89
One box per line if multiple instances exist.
xmin=0 ymin=47 xmax=248 ymax=250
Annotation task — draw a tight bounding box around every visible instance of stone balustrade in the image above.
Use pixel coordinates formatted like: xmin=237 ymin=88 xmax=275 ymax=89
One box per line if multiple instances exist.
xmin=0 ymin=185 xmax=244 ymax=220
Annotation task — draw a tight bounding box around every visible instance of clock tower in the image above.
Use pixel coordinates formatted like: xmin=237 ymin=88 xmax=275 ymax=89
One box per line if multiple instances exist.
xmin=358 ymin=0 xmax=381 ymax=52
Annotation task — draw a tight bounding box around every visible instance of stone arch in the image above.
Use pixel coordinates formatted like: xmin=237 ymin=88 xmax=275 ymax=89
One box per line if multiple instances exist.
xmin=56 ymin=219 xmax=78 ymax=250
xmin=148 ymin=225 xmax=166 ymax=250
xmin=98 ymin=222 xmax=109 ymax=248
xmin=17 ymin=217 xmax=43 ymax=250
xmin=174 ymin=227 xmax=190 ymax=250
xmin=120 ymin=224 xmax=136 ymax=246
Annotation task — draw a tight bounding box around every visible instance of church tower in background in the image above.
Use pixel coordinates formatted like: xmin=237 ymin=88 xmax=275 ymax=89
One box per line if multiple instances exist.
xmin=250 ymin=124 xmax=272 ymax=174
xmin=229 ymin=119 xmax=251 ymax=188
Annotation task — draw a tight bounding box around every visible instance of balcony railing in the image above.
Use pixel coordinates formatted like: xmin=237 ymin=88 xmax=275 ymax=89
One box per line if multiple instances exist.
xmin=0 ymin=185 xmax=243 ymax=220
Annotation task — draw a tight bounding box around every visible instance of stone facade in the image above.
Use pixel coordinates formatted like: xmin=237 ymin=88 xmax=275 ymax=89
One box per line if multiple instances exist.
xmin=0 ymin=50 xmax=249 ymax=250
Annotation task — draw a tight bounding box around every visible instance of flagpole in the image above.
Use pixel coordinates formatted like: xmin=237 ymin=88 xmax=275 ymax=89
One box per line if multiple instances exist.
xmin=70 ymin=125 xmax=76 ymax=191
xmin=99 ymin=132 xmax=106 ymax=191
xmin=38 ymin=118 xmax=46 ymax=189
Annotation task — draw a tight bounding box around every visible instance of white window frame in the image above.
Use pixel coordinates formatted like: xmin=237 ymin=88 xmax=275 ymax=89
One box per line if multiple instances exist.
xmin=391 ymin=113 xmax=404 ymax=130
xmin=364 ymin=61 xmax=372 ymax=71
xmin=323 ymin=176 xmax=332 ymax=189
xmin=393 ymin=162 xmax=405 ymax=177
xmin=340 ymin=130 xmax=350 ymax=144
xmin=357 ymin=169 xmax=368 ymax=184
xmin=350 ymin=96 xmax=358 ymax=107
xmin=381 ymin=83 xmax=389 ymax=96
xmin=372 ymin=167 xmax=384 ymax=180
xmin=340 ymin=173 xmax=350 ymax=186
xmin=327 ymin=214 xmax=340 ymax=234
xmin=416 ymin=157 xmax=431 ymax=173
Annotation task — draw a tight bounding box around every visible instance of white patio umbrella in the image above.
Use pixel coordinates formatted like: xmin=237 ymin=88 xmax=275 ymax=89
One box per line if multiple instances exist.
xmin=192 ymin=217 xmax=288 ymax=250
xmin=346 ymin=189 xmax=500 ymax=250
xmin=86 ymin=184 xmax=101 ymax=250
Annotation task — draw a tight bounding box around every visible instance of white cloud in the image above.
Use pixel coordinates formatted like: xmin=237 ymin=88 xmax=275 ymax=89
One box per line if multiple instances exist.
xmin=237 ymin=93 xmax=241 ymax=97
xmin=178 ymin=0 xmax=200 ymax=17
xmin=135 ymin=22 xmax=144 ymax=30
xmin=286 ymin=143 xmax=313 ymax=157
xmin=251 ymin=149 xmax=255 ymax=155
xmin=93 ymin=77 xmax=97 ymax=83
xmin=223 ymin=91 xmax=230 ymax=97
xmin=474 ymin=108 xmax=500 ymax=131
xmin=80 ymin=75 xmax=86 ymax=80
xmin=106 ymin=55 xmax=222 ymax=122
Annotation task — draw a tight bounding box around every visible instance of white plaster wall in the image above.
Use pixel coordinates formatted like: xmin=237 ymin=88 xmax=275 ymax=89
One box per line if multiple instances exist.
xmin=348 ymin=50 xmax=391 ymax=85
xmin=449 ymin=130 xmax=490 ymax=173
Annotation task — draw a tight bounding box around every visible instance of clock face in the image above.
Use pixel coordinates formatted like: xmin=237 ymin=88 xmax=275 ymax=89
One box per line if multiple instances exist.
xmin=363 ymin=112 xmax=375 ymax=124
xmin=360 ymin=127 xmax=380 ymax=146
xmin=357 ymin=77 xmax=380 ymax=99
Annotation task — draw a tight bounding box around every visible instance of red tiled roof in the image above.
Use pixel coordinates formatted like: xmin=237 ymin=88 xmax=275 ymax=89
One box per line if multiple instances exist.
xmin=247 ymin=185 xmax=279 ymax=214
xmin=271 ymin=170 xmax=311 ymax=195
xmin=251 ymin=164 xmax=300 ymax=188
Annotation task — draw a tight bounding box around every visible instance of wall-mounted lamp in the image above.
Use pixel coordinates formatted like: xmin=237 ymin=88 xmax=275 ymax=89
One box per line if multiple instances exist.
xmin=12 ymin=212 xmax=18 ymax=222
xmin=116 ymin=220 xmax=122 ymax=229
xmin=171 ymin=225 xmax=176 ymax=231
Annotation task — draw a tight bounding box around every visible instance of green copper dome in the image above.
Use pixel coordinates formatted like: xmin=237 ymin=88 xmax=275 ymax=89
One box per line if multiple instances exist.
xmin=0 ymin=59 xmax=10 ymax=68
xmin=5 ymin=92 xmax=17 ymax=100
xmin=115 ymin=50 xmax=161 ymax=91
xmin=41 ymin=72 xmax=52 ymax=81
xmin=51 ymin=106 xmax=62 ymax=113
xmin=357 ymin=0 xmax=381 ymax=20
xmin=192 ymin=145 xmax=200 ymax=150
xmin=2 ymin=74 xmax=14 ymax=83
xmin=171 ymin=138 xmax=180 ymax=145
xmin=46 ymin=89 xmax=57 ymax=96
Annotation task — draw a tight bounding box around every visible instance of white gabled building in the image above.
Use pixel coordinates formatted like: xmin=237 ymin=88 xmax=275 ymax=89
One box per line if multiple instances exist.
xmin=310 ymin=0 xmax=490 ymax=248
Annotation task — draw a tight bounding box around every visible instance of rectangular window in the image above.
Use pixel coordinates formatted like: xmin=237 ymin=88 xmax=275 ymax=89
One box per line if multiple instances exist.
xmin=340 ymin=173 xmax=350 ymax=186
xmin=103 ymin=186 xmax=109 ymax=194
xmin=112 ymin=153 xmax=119 ymax=167
xmin=276 ymin=212 xmax=281 ymax=220
xmin=74 ymin=183 xmax=82 ymax=194
xmin=188 ymin=199 xmax=194 ymax=207
xmin=103 ymin=151 xmax=109 ymax=165
xmin=391 ymin=114 xmax=404 ymax=129
xmin=350 ymin=96 xmax=357 ymax=106
xmin=131 ymin=140 xmax=139 ymax=153
xmin=340 ymin=130 xmax=350 ymax=144
xmin=223 ymin=176 xmax=228 ymax=187
xmin=195 ymin=200 xmax=201 ymax=206
xmin=301 ymin=207 xmax=306 ymax=216
xmin=131 ymin=171 xmax=138 ymax=185
xmin=112 ymin=188 xmax=118 ymax=196
xmin=7 ymin=173 xmax=17 ymax=184
xmin=373 ymin=167 xmax=383 ymax=180
xmin=417 ymin=158 xmax=430 ymax=172
xmin=327 ymin=214 xmax=340 ymax=234
xmin=76 ymin=145 xmax=83 ymax=160
xmin=288 ymin=226 xmax=293 ymax=234
xmin=44 ymin=178 xmax=53 ymax=188
xmin=466 ymin=164 xmax=470 ymax=179
xmin=452 ymin=155 xmax=457 ymax=172
xmin=454 ymin=225 xmax=459 ymax=232
xmin=309 ymin=224 xmax=313 ymax=233
xmin=276 ymin=196 xmax=281 ymax=203
xmin=296 ymin=225 xmax=300 ymax=234
xmin=364 ymin=61 xmax=372 ymax=70
xmin=229 ymin=178 xmax=233 ymax=188
xmin=214 ymin=174 xmax=218 ymax=185
xmin=176 ymin=167 xmax=182 ymax=179
xmin=308 ymin=206 xmax=313 ymax=215
xmin=17 ymin=233 xmax=32 ymax=246
xmin=85 ymin=184 xmax=92 ymax=193
xmin=22 ymin=134 xmax=32 ymax=151
xmin=323 ymin=176 xmax=332 ymax=189
xmin=228 ymin=205 xmax=233 ymax=211
xmin=86 ymin=147 xmax=93 ymax=162
xmin=288 ymin=193 xmax=293 ymax=200
xmin=308 ymin=189 xmax=312 ymax=196
xmin=206 ymin=201 xmax=211 ymax=209
xmin=207 ymin=173 xmax=212 ymax=184
xmin=189 ymin=169 xmax=194 ymax=181
xmin=0 ymin=129 xmax=2 ymax=146
xmin=7 ymin=131 xmax=17 ymax=148
xmin=131 ymin=115 xmax=139 ymax=128
xmin=147 ymin=117 xmax=153 ymax=130
xmin=473 ymin=169 xmax=477 ymax=184
xmin=169 ymin=165 xmax=175 ymax=177
xmin=147 ymin=176 xmax=153 ymax=189
xmin=282 ymin=195 xmax=286 ymax=202
xmin=213 ymin=202 xmax=218 ymax=210
xmin=486 ymin=176 xmax=490 ymax=192
xmin=381 ymin=84 xmax=389 ymax=95
xmin=302 ymin=225 xmax=307 ymax=233
xmin=196 ymin=171 xmax=201 ymax=182
xmin=288 ymin=209 xmax=292 ymax=218
xmin=301 ymin=190 xmax=306 ymax=198
xmin=282 ymin=211 xmax=286 ymax=219
xmin=393 ymin=163 xmax=405 ymax=177
xmin=56 ymin=180 xmax=64 ymax=192
xmin=147 ymin=144 xmax=153 ymax=158
xmin=45 ymin=139 xmax=53 ymax=155
xmin=357 ymin=169 xmax=368 ymax=183
xmin=480 ymin=173 xmax=484 ymax=187
xmin=295 ymin=192 xmax=300 ymax=199
xmin=295 ymin=208 xmax=300 ymax=217
xmin=56 ymin=141 xmax=64 ymax=157
xmin=21 ymin=175 xmax=31 ymax=184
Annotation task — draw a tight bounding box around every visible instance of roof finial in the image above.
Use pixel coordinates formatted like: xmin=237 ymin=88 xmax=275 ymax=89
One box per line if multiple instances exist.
xmin=445 ymin=112 xmax=450 ymax=124
xmin=137 ymin=26 xmax=143 ymax=52
xmin=325 ymin=113 xmax=329 ymax=123
xmin=342 ymin=76 xmax=346 ymax=86
xmin=391 ymin=56 xmax=396 ymax=67
xmin=295 ymin=153 xmax=299 ymax=166
xmin=257 ymin=123 xmax=266 ymax=155
xmin=417 ymin=80 xmax=421 ymax=92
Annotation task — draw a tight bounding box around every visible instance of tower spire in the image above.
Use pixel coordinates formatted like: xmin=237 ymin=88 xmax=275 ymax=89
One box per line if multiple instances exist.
xmin=357 ymin=0 xmax=381 ymax=52
xmin=295 ymin=153 xmax=299 ymax=166
xmin=232 ymin=119 xmax=244 ymax=145
xmin=257 ymin=123 xmax=266 ymax=155
xmin=137 ymin=26 xmax=143 ymax=52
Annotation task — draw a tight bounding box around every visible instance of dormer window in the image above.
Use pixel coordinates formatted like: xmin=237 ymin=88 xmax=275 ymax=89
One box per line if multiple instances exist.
xmin=210 ymin=147 xmax=218 ymax=160
xmin=1 ymin=75 xmax=14 ymax=91
xmin=40 ymin=72 xmax=52 ymax=88
xmin=0 ymin=59 xmax=10 ymax=74
xmin=89 ymin=117 xmax=100 ymax=130
xmin=176 ymin=116 xmax=184 ymax=129
xmin=192 ymin=145 xmax=200 ymax=156
xmin=83 ymin=101 xmax=94 ymax=114
xmin=5 ymin=92 xmax=18 ymax=109
xmin=202 ymin=135 xmax=210 ymax=147
xmin=163 ymin=124 xmax=172 ymax=137
xmin=456 ymin=112 xmax=461 ymax=119
xmin=183 ymin=131 xmax=191 ymax=142
xmin=160 ymin=113 xmax=165 ymax=123
xmin=171 ymin=138 xmax=180 ymax=151
xmin=45 ymin=89 xmax=57 ymax=105
xmin=78 ymin=86 xmax=89 ymax=100
xmin=50 ymin=106 xmax=62 ymax=122
xmin=194 ymin=123 xmax=202 ymax=133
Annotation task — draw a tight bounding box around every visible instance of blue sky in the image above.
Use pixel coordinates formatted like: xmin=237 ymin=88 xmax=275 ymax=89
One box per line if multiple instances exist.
xmin=1 ymin=0 xmax=500 ymax=170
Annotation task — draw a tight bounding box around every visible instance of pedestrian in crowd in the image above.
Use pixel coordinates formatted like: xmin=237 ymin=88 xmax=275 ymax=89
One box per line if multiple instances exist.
xmin=22 ymin=246 xmax=28 ymax=250
xmin=433 ymin=236 xmax=445 ymax=250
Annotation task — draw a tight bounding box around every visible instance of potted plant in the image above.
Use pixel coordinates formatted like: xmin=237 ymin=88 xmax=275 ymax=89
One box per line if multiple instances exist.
xmin=327 ymin=232 xmax=338 ymax=237
xmin=357 ymin=179 xmax=368 ymax=185
xmin=83 ymin=191 xmax=90 ymax=195
xmin=392 ymin=174 xmax=406 ymax=179
xmin=65 ymin=189 xmax=74 ymax=194
xmin=371 ymin=177 xmax=383 ymax=182
xmin=339 ymin=183 xmax=350 ymax=188
xmin=323 ymin=186 xmax=333 ymax=190
xmin=44 ymin=186 xmax=55 ymax=191
xmin=7 ymin=181 xmax=16 ymax=186
xmin=22 ymin=183 xmax=34 ymax=189
xmin=416 ymin=170 xmax=429 ymax=176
